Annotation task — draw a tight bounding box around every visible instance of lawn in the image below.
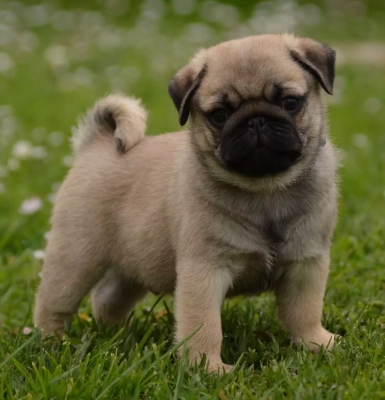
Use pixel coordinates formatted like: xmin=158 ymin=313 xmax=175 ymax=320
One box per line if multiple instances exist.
xmin=1 ymin=0 xmax=385 ymax=399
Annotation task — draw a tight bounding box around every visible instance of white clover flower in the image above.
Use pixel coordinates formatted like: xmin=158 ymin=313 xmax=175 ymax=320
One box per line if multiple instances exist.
xmin=32 ymin=146 xmax=47 ymax=159
xmin=12 ymin=141 xmax=47 ymax=160
xmin=0 ymin=26 xmax=13 ymax=47
xmin=44 ymin=45 xmax=69 ymax=71
xmin=0 ymin=52 xmax=14 ymax=74
xmin=184 ymin=23 xmax=215 ymax=45
xmin=353 ymin=134 xmax=370 ymax=149
xmin=62 ymin=155 xmax=74 ymax=167
xmin=17 ymin=31 xmax=39 ymax=53
xmin=97 ymin=30 xmax=123 ymax=51
xmin=0 ymin=10 xmax=18 ymax=25
xmin=48 ymin=131 xmax=64 ymax=146
xmin=200 ymin=2 xmax=239 ymax=28
xmin=51 ymin=10 xmax=75 ymax=31
xmin=25 ymin=5 xmax=49 ymax=27
xmin=33 ymin=249 xmax=45 ymax=260
xmin=8 ymin=158 xmax=19 ymax=170
xmin=106 ymin=0 xmax=129 ymax=15
xmin=19 ymin=196 xmax=43 ymax=215
xmin=0 ymin=166 xmax=6 ymax=178
xmin=22 ymin=327 xmax=33 ymax=335
xmin=141 ymin=0 xmax=166 ymax=20
xmin=48 ymin=193 xmax=56 ymax=203
xmin=1 ymin=115 xmax=17 ymax=137
xmin=12 ymin=140 xmax=34 ymax=158
xmin=79 ymin=11 xmax=104 ymax=32
xmin=171 ymin=0 xmax=196 ymax=15
xmin=364 ymin=98 xmax=381 ymax=114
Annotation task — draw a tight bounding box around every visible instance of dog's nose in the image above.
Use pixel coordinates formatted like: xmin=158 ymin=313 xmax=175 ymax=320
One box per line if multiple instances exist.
xmin=248 ymin=116 xmax=266 ymax=130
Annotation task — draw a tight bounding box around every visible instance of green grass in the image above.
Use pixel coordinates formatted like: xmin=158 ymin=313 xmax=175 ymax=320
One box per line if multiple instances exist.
xmin=1 ymin=1 xmax=385 ymax=399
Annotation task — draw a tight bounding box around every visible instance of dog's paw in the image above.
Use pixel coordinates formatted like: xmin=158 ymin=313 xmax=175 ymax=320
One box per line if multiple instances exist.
xmin=35 ymin=324 xmax=65 ymax=339
xmin=190 ymin=355 xmax=233 ymax=374
xmin=34 ymin=310 xmax=69 ymax=338
xmin=293 ymin=327 xmax=338 ymax=352
xmin=206 ymin=360 xmax=234 ymax=374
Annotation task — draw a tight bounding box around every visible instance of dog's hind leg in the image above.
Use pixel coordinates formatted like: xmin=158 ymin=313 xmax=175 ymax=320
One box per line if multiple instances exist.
xmin=91 ymin=269 xmax=147 ymax=325
xmin=34 ymin=230 xmax=109 ymax=337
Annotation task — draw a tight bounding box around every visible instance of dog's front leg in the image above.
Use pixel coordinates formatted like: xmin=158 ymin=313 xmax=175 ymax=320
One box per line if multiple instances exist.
xmin=275 ymin=253 xmax=337 ymax=351
xmin=174 ymin=258 xmax=233 ymax=373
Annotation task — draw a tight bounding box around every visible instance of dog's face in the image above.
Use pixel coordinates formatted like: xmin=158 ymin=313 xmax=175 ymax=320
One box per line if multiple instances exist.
xmin=168 ymin=34 xmax=336 ymax=190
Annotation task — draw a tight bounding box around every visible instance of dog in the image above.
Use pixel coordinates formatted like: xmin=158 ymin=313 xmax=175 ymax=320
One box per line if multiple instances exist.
xmin=34 ymin=33 xmax=339 ymax=373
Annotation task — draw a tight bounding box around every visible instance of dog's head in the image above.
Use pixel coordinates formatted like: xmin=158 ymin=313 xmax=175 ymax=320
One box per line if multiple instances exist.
xmin=168 ymin=34 xmax=336 ymax=191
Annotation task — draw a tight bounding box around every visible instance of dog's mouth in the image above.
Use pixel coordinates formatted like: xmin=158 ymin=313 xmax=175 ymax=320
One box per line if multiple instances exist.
xmin=219 ymin=115 xmax=303 ymax=177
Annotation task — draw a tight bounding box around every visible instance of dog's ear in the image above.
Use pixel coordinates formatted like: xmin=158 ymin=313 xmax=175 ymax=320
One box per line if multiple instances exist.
xmin=168 ymin=62 xmax=207 ymax=126
xmin=288 ymin=37 xmax=336 ymax=95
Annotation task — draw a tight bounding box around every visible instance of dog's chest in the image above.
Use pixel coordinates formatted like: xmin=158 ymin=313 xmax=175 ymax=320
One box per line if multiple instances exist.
xmin=214 ymin=196 xmax=311 ymax=296
xmin=207 ymin=186 xmax=322 ymax=295
xmin=220 ymin=210 xmax=289 ymax=254
xmin=222 ymin=218 xmax=286 ymax=295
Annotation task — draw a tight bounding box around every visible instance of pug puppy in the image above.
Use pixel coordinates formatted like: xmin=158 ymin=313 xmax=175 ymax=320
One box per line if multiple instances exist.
xmin=34 ymin=33 xmax=339 ymax=373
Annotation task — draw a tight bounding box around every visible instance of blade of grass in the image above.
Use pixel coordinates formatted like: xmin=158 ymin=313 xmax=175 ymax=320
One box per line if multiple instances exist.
xmin=0 ymin=332 xmax=39 ymax=368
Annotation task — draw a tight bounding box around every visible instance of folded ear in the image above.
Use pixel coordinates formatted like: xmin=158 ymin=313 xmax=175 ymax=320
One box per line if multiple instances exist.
xmin=288 ymin=37 xmax=336 ymax=95
xmin=168 ymin=62 xmax=207 ymax=126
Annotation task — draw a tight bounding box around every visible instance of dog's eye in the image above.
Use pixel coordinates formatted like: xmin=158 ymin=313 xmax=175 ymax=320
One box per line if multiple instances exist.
xmin=210 ymin=109 xmax=228 ymax=126
xmin=282 ymin=97 xmax=301 ymax=113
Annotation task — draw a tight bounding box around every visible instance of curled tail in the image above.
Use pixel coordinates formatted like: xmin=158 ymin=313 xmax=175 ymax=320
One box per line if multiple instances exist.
xmin=72 ymin=94 xmax=147 ymax=154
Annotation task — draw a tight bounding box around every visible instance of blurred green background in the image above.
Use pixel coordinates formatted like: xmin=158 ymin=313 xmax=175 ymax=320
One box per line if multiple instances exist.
xmin=0 ymin=0 xmax=384 ymax=248
xmin=0 ymin=1 xmax=384 ymax=398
